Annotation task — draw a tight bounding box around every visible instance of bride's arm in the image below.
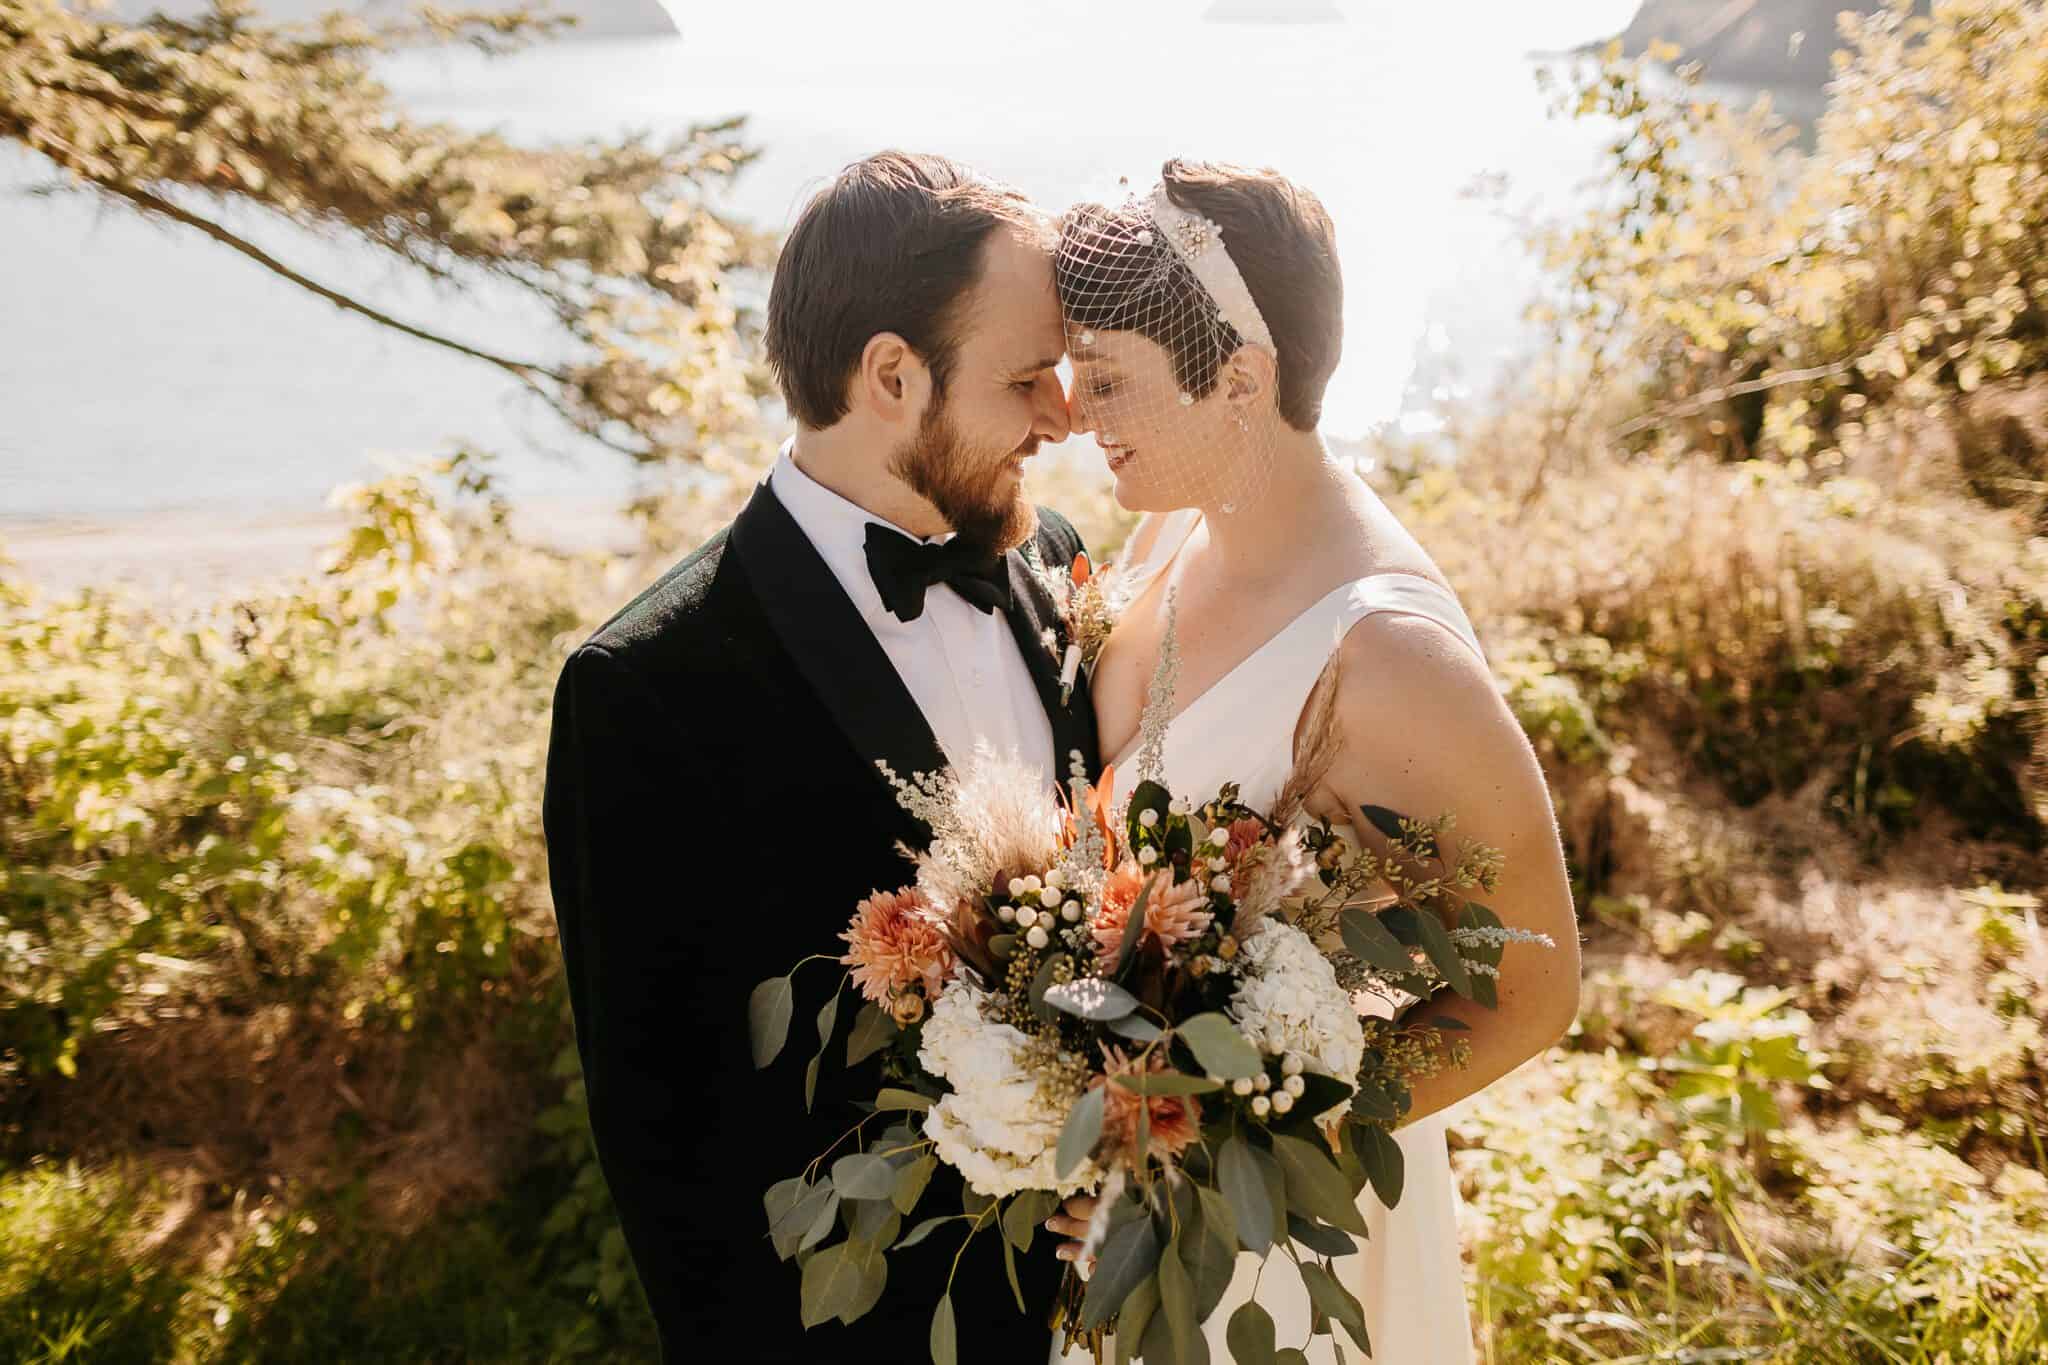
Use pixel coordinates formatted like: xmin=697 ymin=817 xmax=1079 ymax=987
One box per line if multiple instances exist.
xmin=1312 ymin=612 xmax=1582 ymax=1125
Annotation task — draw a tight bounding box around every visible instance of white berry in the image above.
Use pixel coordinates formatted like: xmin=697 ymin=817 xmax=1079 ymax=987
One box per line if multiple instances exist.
xmin=1208 ymin=828 xmax=1229 ymax=847
xmin=1026 ymin=926 xmax=1050 ymax=950
xmin=1280 ymin=1053 xmax=1304 ymax=1077
xmin=997 ymin=905 xmax=1016 ymax=923
xmin=1061 ymin=900 xmax=1082 ymax=922
xmin=1008 ymin=877 xmax=1027 ymax=898
xmin=1231 ymin=1077 xmax=1255 ymax=1096
xmin=1270 ymin=1091 xmax=1295 ymax=1114
xmin=1139 ymin=808 xmax=1159 ymax=828
xmin=1283 ymin=1074 xmax=1306 ymax=1097
xmin=1251 ymin=1095 xmax=1271 ymax=1117
xmin=1253 ymin=1073 xmax=1272 ymax=1093
xmin=1210 ymin=875 xmax=1231 ymax=894
xmin=1139 ymin=847 xmax=1159 ymax=866
xmin=1015 ymin=906 xmax=1038 ymax=930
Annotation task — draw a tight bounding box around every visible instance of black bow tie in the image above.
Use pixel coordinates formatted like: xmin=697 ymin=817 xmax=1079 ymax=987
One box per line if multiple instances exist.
xmin=863 ymin=522 xmax=1013 ymax=623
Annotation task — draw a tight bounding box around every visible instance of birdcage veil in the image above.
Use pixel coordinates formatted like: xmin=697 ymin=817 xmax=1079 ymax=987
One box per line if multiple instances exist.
xmin=1054 ymin=178 xmax=1280 ymax=515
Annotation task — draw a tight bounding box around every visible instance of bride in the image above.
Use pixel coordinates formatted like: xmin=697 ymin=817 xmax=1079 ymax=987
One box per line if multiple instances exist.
xmin=1043 ymin=161 xmax=1582 ymax=1363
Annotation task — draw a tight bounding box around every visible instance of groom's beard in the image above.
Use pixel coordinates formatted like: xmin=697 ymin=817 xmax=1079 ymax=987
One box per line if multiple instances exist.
xmin=889 ymin=390 xmax=1039 ymax=560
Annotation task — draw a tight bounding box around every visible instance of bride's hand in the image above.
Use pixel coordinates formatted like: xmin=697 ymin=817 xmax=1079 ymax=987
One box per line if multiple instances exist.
xmin=1045 ymin=1194 xmax=1097 ymax=1270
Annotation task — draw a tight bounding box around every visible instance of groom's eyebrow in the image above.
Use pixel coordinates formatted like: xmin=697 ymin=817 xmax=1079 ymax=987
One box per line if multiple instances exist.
xmin=1009 ymin=356 xmax=1062 ymax=377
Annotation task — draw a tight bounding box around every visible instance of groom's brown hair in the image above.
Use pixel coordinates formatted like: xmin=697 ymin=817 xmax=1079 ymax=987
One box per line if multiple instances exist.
xmin=766 ymin=151 xmax=1044 ymax=430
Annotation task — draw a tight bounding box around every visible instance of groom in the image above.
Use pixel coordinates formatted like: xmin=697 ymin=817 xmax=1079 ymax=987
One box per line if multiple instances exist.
xmin=543 ymin=151 xmax=1097 ymax=1363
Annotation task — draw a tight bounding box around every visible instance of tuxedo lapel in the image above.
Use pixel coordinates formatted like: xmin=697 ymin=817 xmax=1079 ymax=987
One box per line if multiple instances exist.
xmin=1003 ymin=549 xmax=1102 ymax=787
xmin=730 ymin=481 xmax=949 ymax=800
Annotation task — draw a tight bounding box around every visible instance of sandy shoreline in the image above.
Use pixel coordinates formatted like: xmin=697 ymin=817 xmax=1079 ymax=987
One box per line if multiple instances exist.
xmin=1 ymin=497 xmax=642 ymax=600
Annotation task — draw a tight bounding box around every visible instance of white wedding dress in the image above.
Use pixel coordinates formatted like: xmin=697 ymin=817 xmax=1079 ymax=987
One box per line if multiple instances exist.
xmin=1052 ymin=508 xmax=1480 ymax=1365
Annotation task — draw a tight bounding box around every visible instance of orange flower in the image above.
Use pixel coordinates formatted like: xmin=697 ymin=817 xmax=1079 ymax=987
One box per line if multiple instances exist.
xmin=1224 ymin=817 xmax=1268 ymax=898
xmin=1090 ymin=864 xmax=1213 ymax=958
xmin=840 ymin=887 xmax=954 ymax=1005
xmin=1095 ymin=1045 xmax=1202 ymax=1165
xmin=1071 ymin=551 xmax=1093 ymax=587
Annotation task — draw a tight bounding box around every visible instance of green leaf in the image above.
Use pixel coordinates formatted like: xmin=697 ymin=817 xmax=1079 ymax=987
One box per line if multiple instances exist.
xmin=892 ymin=1154 xmax=937 ymax=1215
xmin=1176 ymin=1012 xmax=1263 ymax=1079
xmin=848 ymin=1198 xmax=901 ymax=1248
xmin=1286 ymin=1213 xmax=1357 ymax=1258
xmin=875 ymin=1087 xmax=933 ymax=1112
xmin=1155 ymin=1235 xmax=1210 ymax=1365
xmin=1106 ymin=1012 xmax=1165 ymax=1043
xmin=1113 ymin=1276 xmax=1161 ymax=1365
xmin=799 ymin=1192 xmax=841 ymax=1253
xmin=1339 ymin=907 xmax=1414 ymax=975
xmin=1030 ymin=952 xmax=1070 ymax=1024
xmin=804 ymin=990 xmax=838 ymax=1111
xmin=748 ymin=975 xmax=794 ymax=1069
xmin=1218 ymin=1137 xmax=1278 ymax=1255
xmin=1357 ymin=1123 xmax=1406 ymax=1208
xmin=831 ymin=1152 xmax=897 ymax=1201
xmin=1057 ymin=1085 xmax=1105 ymax=1178
xmin=836 ymin=1237 xmax=890 ymax=1326
xmin=764 ymin=1176 xmax=806 ymax=1236
xmin=1111 ymin=874 xmax=1155 ymax=980
xmin=895 ymin=1214 xmax=954 ymax=1251
xmin=1411 ymin=908 xmax=1473 ymax=997
xmin=798 ymin=1242 xmax=862 ymax=1328
xmin=1349 ymin=1077 xmax=1400 ymax=1123
xmin=1194 ymin=1184 xmax=1238 ymax=1260
xmin=1044 ymin=977 xmax=1141 ymax=1022
xmin=1298 ymin=1261 xmax=1370 ymax=1355
xmin=773 ymin=1180 xmax=833 ymax=1246
xmin=1226 ymin=1300 xmax=1278 ymax=1365
xmin=1276 ymin=1351 xmax=1311 ymax=1365
xmin=1179 ymin=1195 xmax=1237 ymax=1321
xmin=1080 ymin=1201 xmax=1162 ymax=1331
xmin=1002 ymin=1188 xmax=1059 ymax=1253
xmin=1270 ymin=1134 xmax=1369 ymax=1235
xmin=1356 ymin=804 xmax=1410 ymax=848
xmin=847 ymin=1001 xmax=898 ymax=1066
xmin=930 ymin=1294 xmax=957 ymax=1365
xmin=1111 ymin=1071 xmax=1223 ymax=1097
xmin=1001 ymin=1213 xmax=1027 ymax=1313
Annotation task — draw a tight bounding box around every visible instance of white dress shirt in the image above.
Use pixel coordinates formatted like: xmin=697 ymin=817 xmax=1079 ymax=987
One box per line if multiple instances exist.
xmin=769 ymin=447 xmax=1056 ymax=783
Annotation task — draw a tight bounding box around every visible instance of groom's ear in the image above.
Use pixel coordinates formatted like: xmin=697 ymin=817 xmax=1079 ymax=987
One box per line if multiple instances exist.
xmin=856 ymin=331 xmax=933 ymax=426
xmin=1222 ymin=346 xmax=1278 ymax=410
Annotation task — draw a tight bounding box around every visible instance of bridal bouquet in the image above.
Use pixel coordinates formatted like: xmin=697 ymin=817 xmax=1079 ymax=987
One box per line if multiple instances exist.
xmin=747 ymin=621 xmax=1548 ymax=1364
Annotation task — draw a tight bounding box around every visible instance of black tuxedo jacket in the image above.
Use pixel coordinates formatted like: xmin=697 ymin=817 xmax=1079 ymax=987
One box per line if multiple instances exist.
xmin=543 ymin=479 xmax=1100 ymax=1363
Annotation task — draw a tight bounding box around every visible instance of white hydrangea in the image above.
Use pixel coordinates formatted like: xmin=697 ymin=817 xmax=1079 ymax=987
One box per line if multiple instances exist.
xmin=1228 ymin=920 xmax=1365 ymax=1124
xmin=917 ymin=982 xmax=1100 ymax=1198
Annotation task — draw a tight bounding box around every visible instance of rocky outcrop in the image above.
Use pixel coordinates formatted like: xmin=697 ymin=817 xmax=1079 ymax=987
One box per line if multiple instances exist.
xmin=1609 ymin=0 xmax=1906 ymax=89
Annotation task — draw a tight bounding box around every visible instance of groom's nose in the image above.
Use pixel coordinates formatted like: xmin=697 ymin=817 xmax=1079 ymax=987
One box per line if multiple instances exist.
xmin=1032 ymin=369 xmax=1071 ymax=445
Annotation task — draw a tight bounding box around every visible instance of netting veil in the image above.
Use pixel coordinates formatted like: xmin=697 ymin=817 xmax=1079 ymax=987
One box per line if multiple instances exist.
xmin=1054 ymin=180 xmax=1280 ymax=515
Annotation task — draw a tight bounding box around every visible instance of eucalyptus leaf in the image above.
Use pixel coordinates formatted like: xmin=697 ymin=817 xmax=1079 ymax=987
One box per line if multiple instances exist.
xmin=1339 ymin=907 xmax=1414 ymax=975
xmin=1356 ymin=803 xmax=1410 ymax=849
xmin=1111 ymin=874 xmax=1154 ymax=981
xmin=1002 ymin=1188 xmax=1059 ymax=1253
xmin=1111 ymin=1071 xmax=1222 ymax=1097
xmin=748 ymin=974 xmax=794 ymax=1069
xmin=1357 ymin=1122 xmax=1406 ymax=1208
xmin=831 ymin=1152 xmax=897 ymax=1201
xmin=1179 ymin=1198 xmax=1237 ymax=1321
xmin=1218 ymin=1137 xmax=1278 ymax=1255
xmin=1001 ymin=1217 xmax=1026 ymax=1313
xmin=930 ymin=1294 xmax=957 ymax=1365
xmin=892 ymin=1153 xmax=937 ymax=1215
xmin=1298 ymin=1261 xmax=1370 ymax=1355
xmin=848 ymin=1198 xmax=901 ymax=1248
xmin=874 ymin=1087 xmax=933 ymax=1112
xmin=895 ymin=1214 xmax=955 ymax=1251
xmin=1276 ymin=1351 xmax=1311 ymax=1365
xmin=1105 ymin=1012 xmax=1165 ymax=1043
xmin=1286 ymin=1213 xmax=1357 ymax=1259
xmin=799 ymin=1191 xmax=841 ymax=1253
xmin=1079 ymin=1204 xmax=1162 ymax=1331
xmin=1194 ymin=1184 xmax=1238 ymax=1260
xmin=1030 ymin=952 xmax=1070 ymax=1024
xmin=1270 ymin=1134 xmax=1369 ymax=1235
xmin=1411 ymin=907 xmax=1473 ymax=997
xmin=1057 ymin=1085 xmax=1106 ymax=1178
xmin=1155 ymin=1235 xmax=1210 ymax=1365
xmin=1226 ymin=1300 xmax=1278 ymax=1365
xmin=835 ymin=1237 xmax=890 ymax=1326
xmin=1113 ymin=1276 xmax=1160 ymax=1365
xmin=847 ymin=1001 xmax=898 ymax=1066
xmin=1176 ymin=1012 xmax=1262 ymax=1079
xmin=1349 ymin=1077 xmax=1400 ymax=1123
xmin=1044 ymin=977 xmax=1141 ymax=1022
xmin=798 ymin=1242 xmax=861 ymax=1329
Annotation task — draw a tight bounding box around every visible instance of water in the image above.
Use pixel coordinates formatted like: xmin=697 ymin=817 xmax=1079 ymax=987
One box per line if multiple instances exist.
xmin=0 ymin=0 xmax=1641 ymax=527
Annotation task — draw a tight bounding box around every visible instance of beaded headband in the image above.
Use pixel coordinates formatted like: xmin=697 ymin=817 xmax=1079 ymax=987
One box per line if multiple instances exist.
xmin=1145 ymin=183 xmax=1276 ymax=356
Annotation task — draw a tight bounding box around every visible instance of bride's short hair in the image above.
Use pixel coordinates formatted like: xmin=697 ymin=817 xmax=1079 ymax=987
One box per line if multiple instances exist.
xmin=1056 ymin=160 xmax=1342 ymax=431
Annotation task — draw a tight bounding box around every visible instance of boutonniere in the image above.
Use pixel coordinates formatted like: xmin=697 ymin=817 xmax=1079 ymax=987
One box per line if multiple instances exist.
xmin=1026 ymin=546 xmax=1124 ymax=706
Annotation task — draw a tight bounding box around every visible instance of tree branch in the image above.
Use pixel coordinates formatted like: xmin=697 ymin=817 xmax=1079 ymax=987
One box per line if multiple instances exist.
xmin=97 ymin=179 xmax=572 ymax=386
